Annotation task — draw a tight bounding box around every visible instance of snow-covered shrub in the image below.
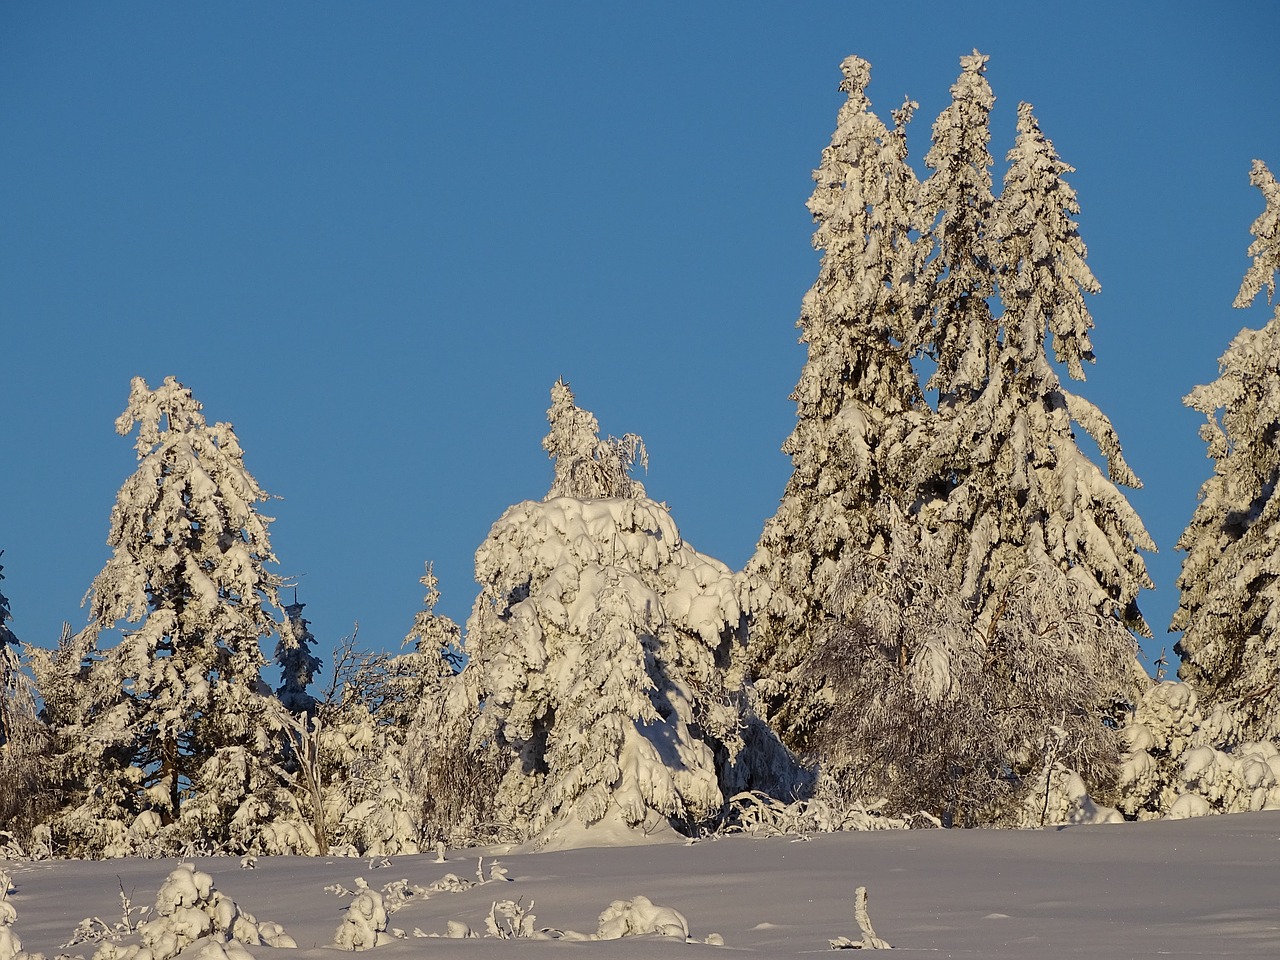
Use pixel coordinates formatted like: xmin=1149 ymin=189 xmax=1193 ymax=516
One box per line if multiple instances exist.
xmin=596 ymin=896 xmax=689 ymax=941
xmin=272 ymin=615 xmax=453 ymax=857
xmin=484 ymin=900 xmax=538 ymax=940
xmin=453 ymin=382 xmax=788 ymax=844
xmin=0 ymin=868 xmax=44 ymax=960
xmin=718 ymin=786 xmax=912 ymax=837
xmin=332 ymin=881 xmax=390 ymax=951
xmin=1024 ymin=763 xmax=1123 ymax=826
xmin=787 ymin=503 xmax=1135 ymax=827
xmin=92 ymin=864 xmax=294 ymax=960
xmin=1117 ymin=682 xmax=1280 ymax=819
xmin=316 ymin=642 xmax=425 ymax=856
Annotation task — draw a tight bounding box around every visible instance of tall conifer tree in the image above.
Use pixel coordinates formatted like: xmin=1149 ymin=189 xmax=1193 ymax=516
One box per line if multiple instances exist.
xmin=456 ymin=382 xmax=757 ymax=842
xmin=746 ymin=55 xmax=927 ymax=744
xmin=1173 ymin=160 xmax=1280 ymax=740
xmin=898 ymin=94 xmax=1154 ymax=635
xmin=0 ymin=555 xmax=21 ymax=749
xmin=35 ymin=377 xmax=289 ymax=855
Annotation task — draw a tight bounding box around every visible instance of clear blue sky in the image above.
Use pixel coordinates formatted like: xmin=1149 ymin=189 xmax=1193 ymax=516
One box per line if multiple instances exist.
xmin=2 ymin=2 xmax=1277 ymax=676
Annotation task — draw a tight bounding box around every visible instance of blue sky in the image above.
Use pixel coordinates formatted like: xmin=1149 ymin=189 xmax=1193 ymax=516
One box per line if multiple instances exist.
xmin=2 ymin=2 xmax=1277 ymax=676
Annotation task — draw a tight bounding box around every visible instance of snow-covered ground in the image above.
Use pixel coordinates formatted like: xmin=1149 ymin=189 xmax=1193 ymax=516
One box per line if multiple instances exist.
xmin=6 ymin=812 xmax=1280 ymax=958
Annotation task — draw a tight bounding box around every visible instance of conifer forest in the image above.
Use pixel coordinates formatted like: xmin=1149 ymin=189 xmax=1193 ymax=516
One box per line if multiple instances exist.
xmin=5 ymin=47 xmax=1280 ymax=866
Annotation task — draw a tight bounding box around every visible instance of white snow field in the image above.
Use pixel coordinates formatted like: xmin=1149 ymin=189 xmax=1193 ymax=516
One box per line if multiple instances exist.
xmin=5 ymin=812 xmax=1280 ymax=958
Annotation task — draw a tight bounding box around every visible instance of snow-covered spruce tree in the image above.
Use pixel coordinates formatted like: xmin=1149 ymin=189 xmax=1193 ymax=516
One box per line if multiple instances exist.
xmin=390 ymin=563 xmax=463 ymax=722
xmin=394 ymin=564 xmax=490 ymax=845
xmin=746 ymin=55 xmax=929 ymax=744
xmin=454 ymin=381 xmax=789 ymax=844
xmin=1172 ymin=159 xmax=1280 ymax=741
xmin=913 ymin=51 xmax=998 ymax=409
xmin=276 ymin=596 xmax=322 ymax=717
xmin=299 ymin=567 xmax=464 ymax=855
xmin=0 ymin=558 xmax=53 ymax=848
xmin=898 ymin=92 xmax=1154 ymax=644
xmin=35 ymin=376 xmax=293 ymax=856
xmin=897 ymin=87 xmax=1151 ymax=810
xmin=0 ymin=554 xmax=24 ymax=749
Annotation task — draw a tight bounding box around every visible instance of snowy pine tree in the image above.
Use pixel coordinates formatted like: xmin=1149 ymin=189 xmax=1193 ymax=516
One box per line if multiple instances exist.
xmin=746 ymin=55 xmax=928 ymax=742
xmin=1172 ymin=159 xmax=1280 ymax=741
xmin=747 ymin=55 xmax=1151 ymax=817
xmin=889 ymin=83 xmax=1152 ymax=805
xmin=898 ymin=94 xmax=1154 ymax=637
xmin=393 ymin=563 xmax=485 ymax=844
xmin=453 ymin=382 xmax=773 ymax=843
xmin=36 ymin=376 xmax=292 ymax=856
xmin=917 ymin=52 xmax=999 ymax=396
xmin=393 ymin=563 xmax=463 ymax=716
xmin=0 ymin=554 xmax=22 ymax=749
xmin=0 ymin=557 xmax=52 ymax=846
xmin=276 ymin=596 xmax=322 ymax=717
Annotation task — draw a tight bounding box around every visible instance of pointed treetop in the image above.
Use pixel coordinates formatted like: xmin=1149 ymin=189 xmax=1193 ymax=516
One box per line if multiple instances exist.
xmin=542 ymin=378 xmax=601 ymax=465
xmin=838 ymin=55 xmax=872 ymax=97
xmin=1235 ymin=159 xmax=1280 ymax=308
xmin=543 ymin=379 xmax=646 ymax=499
xmin=116 ymin=375 xmax=208 ymax=456
xmin=0 ymin=552 xmax=16 ymax=650
xmin=959 ymin=49 xmax=990 ymax=74
xmin=995 ymin=100 xmax=1099 ymax=379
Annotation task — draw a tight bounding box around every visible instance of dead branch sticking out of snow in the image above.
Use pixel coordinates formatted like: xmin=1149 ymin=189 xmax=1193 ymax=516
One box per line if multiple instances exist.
xmin=830 ymin=886 xmax=892 ymax=950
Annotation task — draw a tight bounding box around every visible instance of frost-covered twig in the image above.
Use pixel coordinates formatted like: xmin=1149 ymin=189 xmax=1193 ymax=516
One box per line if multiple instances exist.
xmin=61 ymin=881 xmax=149 ymax=948
xmin=485 ymin=899 xmax=537 ymax=939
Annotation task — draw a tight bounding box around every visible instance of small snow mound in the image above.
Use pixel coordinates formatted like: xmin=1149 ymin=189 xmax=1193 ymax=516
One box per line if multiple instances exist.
xmin=531 ymin=804 xmax=685 ymax=852
xmin=1167 ymin=793 xmax=1212 ymax=820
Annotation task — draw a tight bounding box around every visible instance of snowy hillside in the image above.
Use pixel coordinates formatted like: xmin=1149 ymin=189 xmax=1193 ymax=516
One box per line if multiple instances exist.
xmin=5 ymin=814 xmax=1280 ymax=958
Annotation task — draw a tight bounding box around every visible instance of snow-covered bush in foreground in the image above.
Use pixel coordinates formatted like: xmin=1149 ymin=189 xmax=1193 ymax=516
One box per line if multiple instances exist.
xmin=92 ymin=864 xmax=294 ymax=960
xmin=1116 ymin=681 xmax=1280 ymax=820
xmin=1 ymin=869 xmax=44 ymax=960
xmin=452 ymin=382 xmax=795 ymax=845
xmin=595 ymin=896 xmax=689 ymax=940
xmin=332 ymin=882 xmax=389 ymax=951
